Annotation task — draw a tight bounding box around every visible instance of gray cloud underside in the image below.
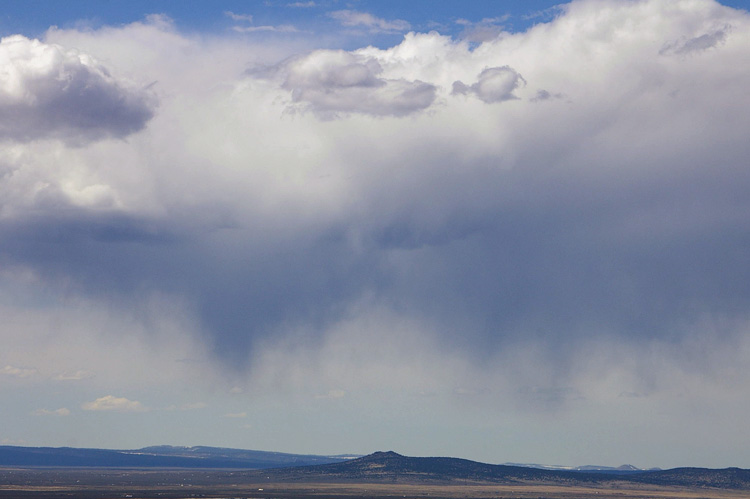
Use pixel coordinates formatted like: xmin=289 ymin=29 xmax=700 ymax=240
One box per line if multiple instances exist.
xmin=0 ymin=35 xmax=154 ymax=144
xmin=5 ymin=134 xmax=750 ymax=370
xmin=264 ymin=49 xmax=437 ymax=117
xmin=452 ymin=66 xmax=526 ymax=103
xmin=660 ymin=25 xmax=731 ymax=55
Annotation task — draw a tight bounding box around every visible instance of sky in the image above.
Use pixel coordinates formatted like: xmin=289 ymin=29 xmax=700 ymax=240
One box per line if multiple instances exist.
xmin=1 ymin=0 xmax=750 ymax=470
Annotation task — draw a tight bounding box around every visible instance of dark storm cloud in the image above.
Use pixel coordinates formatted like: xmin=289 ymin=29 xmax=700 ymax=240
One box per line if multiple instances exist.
xmin=326 ymin=132 xmax=750 ymax=367
xmin=0 ymin=206 xmax=382 ymax=366
xmin=0 ymin=35 xmax=154 ymax=144
xmin=0 ymin=209 xmax=187 ymax=298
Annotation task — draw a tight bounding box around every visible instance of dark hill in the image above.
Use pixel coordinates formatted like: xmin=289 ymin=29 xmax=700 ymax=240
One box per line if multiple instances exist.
xmin=265 ymin=451 xmax=607 ymax=485
xmin=628 ymin=466 xmax=750 ymax=489
xmin=262 ymin=451 xmax=750 ymax=490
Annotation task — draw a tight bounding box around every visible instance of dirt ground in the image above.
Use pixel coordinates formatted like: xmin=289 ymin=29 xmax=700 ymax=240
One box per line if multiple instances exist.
xmin=2 ymin=481 xmax=750 ymax=499
xmin=2 ymin=468 xmax=749 ymax=499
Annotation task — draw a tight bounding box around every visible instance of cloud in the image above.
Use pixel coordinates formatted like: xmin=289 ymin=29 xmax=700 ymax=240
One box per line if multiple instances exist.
xmin=82 ymin=395 xmax=148 ymax=412
xmin=23 ymin=1 xmax=750 ymax=377
xmin=17 ymin=1 xmax=750 ymax=377
xmin=224 ymin=411 xmax=247 ymax=418
xmin=452 ymin=66 xmax=526 ymax=103
xmin=0 ymin=35 xmax=154 ymax=144
xmin=233 ymin=24 xmax=299 ymax=34
xmin=269 ymin=49 xmax=437 ymax=117
xmin=1 ymin=365 xmax=37 ymax=378
xmin=315 ymin=389 xmax=346 ymax=399
xmin=180 ymin=402 xmax=207 ymax=410
xmin=288 ymin=1 xmax=316 ymax=7
xmin=455 ymin=17 xmax=508 ymax=42
xmin=32 ymin=408 xmax=70 ymax=416
xmin=164 ymin=402 xmax=207 ymax=411
xmin=224 ymin=11 xmax=254 ymax=23
xmin=521 ymin=6 xmax=565 ymax=23
xmin=660 ymin=25 xmax=731 ymax=55
xmin=226 ymin=9 xmax=299 ymax=33
xmin=53 ymin=370 xmax=94 ymax=381
xmin=328 ymin=10 xmax=410 ymax=33
xmin=2 ymin=0 xmax=750 ymax=465
xmin=530 ymin=89 xmax=564 ymax=102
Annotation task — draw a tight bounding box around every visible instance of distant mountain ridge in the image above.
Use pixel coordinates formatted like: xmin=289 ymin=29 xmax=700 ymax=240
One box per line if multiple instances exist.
xmin=2 ymin=446 xmax=749 ymax=491
xmin=503 ymin=461 xmax=660 ymax=473
xmin=0 ymin=445 xmax=355 ymax=469
xmin=262 ymin=451 xmax=750 ymax=490
xmin=266 ymin=451 xmax=619 ymax=484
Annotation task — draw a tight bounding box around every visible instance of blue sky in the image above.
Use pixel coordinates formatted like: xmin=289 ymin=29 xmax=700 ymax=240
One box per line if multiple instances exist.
xmin=1 ymin=0 xmax=750 ymax=469
xmin=2 ymin=1 xmax=564 ymax=38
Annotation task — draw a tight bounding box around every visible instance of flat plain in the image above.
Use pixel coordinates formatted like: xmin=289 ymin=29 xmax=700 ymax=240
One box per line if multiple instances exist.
xmin=4 ymin=450 xmax=749 ymax=499
xmin=2 ymin=468 xmax=750 ymax=499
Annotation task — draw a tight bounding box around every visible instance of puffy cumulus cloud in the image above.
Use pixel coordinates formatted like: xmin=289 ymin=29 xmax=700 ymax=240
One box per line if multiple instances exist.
xmin=452 ymin=66 xmax=526 ymax=103
xmin=82 ymin=395 xmax=148 ymax=412
xmin=270 ymin=49 xmax=437 ymax=117
xmin=0 ymin=35 xmax=154 ymax=144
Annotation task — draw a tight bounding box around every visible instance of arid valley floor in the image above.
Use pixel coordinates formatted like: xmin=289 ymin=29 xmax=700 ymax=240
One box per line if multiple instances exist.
xmin=3 ymin=449 xmax=750 ymax=499
xmin=3 ymin=464 xmax=750 ymax=499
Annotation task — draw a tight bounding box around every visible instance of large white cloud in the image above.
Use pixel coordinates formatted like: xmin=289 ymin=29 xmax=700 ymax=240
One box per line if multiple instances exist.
xmin=12 ymin=0 xmax=749 ymax=375
xmin=0 ymin=35 xmax=155 ymax=144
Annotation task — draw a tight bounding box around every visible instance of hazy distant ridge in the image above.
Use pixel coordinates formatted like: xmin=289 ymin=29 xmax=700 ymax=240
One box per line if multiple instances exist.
xmin=0 ymin=445 xmax=352 ymax=469
xmin=503 ymin=462 xmax=657 ymax=474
